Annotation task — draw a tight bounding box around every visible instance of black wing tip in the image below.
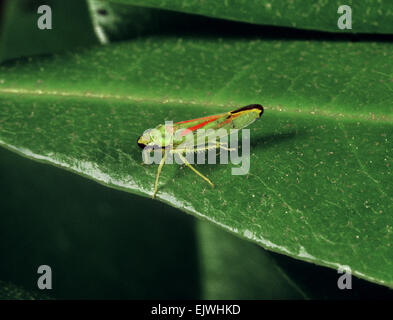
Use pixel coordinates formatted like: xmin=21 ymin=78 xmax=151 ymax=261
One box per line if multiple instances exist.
xmin=232 ymin=104 xmax=264 ymax=117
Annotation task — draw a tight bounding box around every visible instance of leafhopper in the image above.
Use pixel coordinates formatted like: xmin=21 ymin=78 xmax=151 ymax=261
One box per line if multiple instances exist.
xmin=137 ymin=104 xmax=264 ymax=198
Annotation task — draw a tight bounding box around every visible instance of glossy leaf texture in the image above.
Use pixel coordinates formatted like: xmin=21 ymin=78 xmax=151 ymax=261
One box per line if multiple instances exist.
xmin=107 ymin=0 xmax=393 ymax=34
xmin=0 ymin=31 xmax=392 ymax=288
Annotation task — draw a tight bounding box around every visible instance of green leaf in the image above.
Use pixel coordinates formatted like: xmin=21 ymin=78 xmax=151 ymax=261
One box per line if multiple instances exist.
xmin=107 ymin=0 xmax=393 ymax=34
xmin=4 ymin=146 xmax=391 ymax=299
xmin=0 ymin=25 xmax=392 ymax=289
xmin=197 ymin=220 xmax=393 ymax=299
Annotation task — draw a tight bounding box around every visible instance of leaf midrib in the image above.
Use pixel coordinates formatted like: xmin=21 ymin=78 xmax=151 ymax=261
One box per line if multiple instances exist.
xmin=1 ymin=87 xmax=391 ymax=124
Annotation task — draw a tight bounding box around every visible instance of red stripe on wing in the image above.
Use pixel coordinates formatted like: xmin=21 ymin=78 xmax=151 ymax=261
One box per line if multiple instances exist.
xmin=176 ymin=114 xmax=221 ymax=124
xmin=179 ymin=117 xmax=219 ymax=137
xmin=218 ymin=113 xmax=242 ymax=127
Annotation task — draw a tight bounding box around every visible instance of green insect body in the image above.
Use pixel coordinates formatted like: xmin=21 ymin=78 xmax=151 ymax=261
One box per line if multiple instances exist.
xmin=137 ymin=104 xmax=264 ymax=199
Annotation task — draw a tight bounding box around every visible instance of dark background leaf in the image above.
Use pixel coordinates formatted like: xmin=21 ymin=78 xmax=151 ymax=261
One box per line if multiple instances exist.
xmin=107 ymin=0 xmax=393 ymax=34
xmin=0 ymin=280 xmax=51 ymax=299
xmin=0 ymin=0 xmax=98 ymax=62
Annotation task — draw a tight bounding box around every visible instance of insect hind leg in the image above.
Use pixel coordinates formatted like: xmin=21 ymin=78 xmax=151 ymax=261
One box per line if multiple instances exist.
xmin=152 ymin=151 xmax=167 ymax=199
xmin=216 ymin=142 xmax=236 ymax=151
xmin=175 ymin=152 xmax=214 ymax=188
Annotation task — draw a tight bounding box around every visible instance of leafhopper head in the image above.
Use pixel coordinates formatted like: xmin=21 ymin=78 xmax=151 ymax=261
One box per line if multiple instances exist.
xmin=137 ymin=125 xmax=170 ymax=149
xmin=137 ymin=129 xmax=153 ymax=149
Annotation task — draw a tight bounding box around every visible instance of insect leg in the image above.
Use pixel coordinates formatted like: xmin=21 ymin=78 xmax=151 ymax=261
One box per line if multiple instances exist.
xmin=216 ymin=142 xmax=236 ymax=151
xmin=174 ymin=144 xmax=217 ymax=154
xmin=153 ymin=150 xmax=167 ymax=199
xmin=176 ymin=152 xmax=214 ymax=188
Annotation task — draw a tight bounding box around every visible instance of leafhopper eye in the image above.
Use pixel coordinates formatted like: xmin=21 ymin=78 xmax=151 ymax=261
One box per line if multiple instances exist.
xmin=137 ymin=138 xmax=146 ymax=149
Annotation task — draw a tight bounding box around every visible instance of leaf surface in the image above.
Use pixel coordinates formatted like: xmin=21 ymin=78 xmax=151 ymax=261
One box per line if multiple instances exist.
xmin=0 ymin=33 xmax=392 ymax=287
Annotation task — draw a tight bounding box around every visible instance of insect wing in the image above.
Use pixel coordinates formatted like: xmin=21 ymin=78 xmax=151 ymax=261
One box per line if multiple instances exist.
xmin=191 ymin=104 xmax=264 ymax=146
xmin=172 ymin=104 xmax=263 ymax=147
xmin=174 ymin=113 xmax=227 ymax=131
